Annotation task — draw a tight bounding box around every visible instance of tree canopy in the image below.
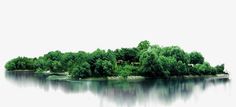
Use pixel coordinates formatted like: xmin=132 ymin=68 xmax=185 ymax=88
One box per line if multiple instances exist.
xmin=189 ymin=52 xmax=204 ymax=64
xmin=5 ymin=40 xmax=227 ymax=79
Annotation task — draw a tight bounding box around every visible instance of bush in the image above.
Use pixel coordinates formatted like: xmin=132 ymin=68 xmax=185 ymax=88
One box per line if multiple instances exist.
xmin=117 ymin=65 xmax=136 ymax=78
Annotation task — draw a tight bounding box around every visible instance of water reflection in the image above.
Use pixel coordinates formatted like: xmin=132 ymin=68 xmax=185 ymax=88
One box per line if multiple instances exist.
xmin=5 ymin=71 xmax=230 ymax=105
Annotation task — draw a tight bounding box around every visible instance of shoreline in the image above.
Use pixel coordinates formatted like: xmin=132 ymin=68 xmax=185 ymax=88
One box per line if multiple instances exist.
xmin=6 ymin=70 xmax=229 ymax=81
xmin=80 ymin=74 xmax=229 ymax=81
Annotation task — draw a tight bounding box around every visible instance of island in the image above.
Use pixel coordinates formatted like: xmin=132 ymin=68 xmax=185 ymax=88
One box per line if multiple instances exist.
xmin=5 ymin=40 xmax=228 ymax=80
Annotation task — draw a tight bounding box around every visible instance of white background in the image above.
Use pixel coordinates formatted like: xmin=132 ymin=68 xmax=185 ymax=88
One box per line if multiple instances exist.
xmin=0 ymin=0 xmax=235 ymax=107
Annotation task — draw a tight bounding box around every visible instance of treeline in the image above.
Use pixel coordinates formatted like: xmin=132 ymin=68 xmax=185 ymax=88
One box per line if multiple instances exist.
xmin=5 ymin=40 xmax=226 ymax=79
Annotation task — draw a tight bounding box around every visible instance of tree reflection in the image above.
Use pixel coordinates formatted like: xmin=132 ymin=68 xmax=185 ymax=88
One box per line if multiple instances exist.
xmin=5 ymin=71 xmax=230 ymax=106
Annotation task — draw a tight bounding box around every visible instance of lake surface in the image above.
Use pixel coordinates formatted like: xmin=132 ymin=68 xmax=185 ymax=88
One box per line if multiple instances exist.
xmin=0 ymin=70 xmax=232 ymax=107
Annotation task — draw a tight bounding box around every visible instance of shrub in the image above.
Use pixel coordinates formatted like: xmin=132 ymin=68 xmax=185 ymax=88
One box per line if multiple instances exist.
xmin=117 ymin=65 xmax=134 ymax=78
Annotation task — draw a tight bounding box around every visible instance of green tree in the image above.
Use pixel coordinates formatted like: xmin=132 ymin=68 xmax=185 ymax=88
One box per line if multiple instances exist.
xmin=5 ymin=60 xmax=16 ymax=71
xmin=61 ymin=51 xmax=89 ymax=72
xmin=89 ymin=49 xmax=116 ymax=75
xmin=70 ymin=62 xmax=91 ymax=79
xmin=94 ymin=59 xmax=114 ymax=77
xmin=43 ymin=50 xmax=65 ymax=73
xmin=193 ymin=62 xmax=215 ymax=75
xmin=114 ymin=48 xmax=139 ymax=63
xmin=44 ymin=50 xmax=63 ymax=61
xmin=117 ymin=65 xmax=133 ymax=78
xmin=138 ymin=40 xmax=150 ymax=51
xmin=140 ymin=50 xmax=170 ymax=77
xmin=34 ymin=57 xmax=49 ymax=73
xmin=174 ymin=61 xmax=188 ymax=75
xmin=215 ymin=64 xmax=225 ymax=73
xmin=50 ymin=61 xmax=63 ymax=73
xmin=5 ymin=57 xmax=35 ymax=71
xmin=189 ymin=52 xmax=204 ymax=64
xmin=161 ymin=46 xmax=189 ymax=64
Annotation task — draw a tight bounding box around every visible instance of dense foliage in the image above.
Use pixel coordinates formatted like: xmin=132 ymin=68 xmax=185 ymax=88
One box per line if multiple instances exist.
xmin=5 ymin=40 xmax=227 ymax=79
xmin=5 ymin=57 xmax=36 ymax=71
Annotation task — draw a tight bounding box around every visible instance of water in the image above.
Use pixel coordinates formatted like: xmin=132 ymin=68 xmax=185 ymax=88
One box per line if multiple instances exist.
xmin=0 ymin=70 xmax=232 ymax=107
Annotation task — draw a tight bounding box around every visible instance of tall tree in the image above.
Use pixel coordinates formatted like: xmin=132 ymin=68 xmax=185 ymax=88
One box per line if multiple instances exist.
xmin=189 ymin=52 xmax=204 ymax=64
xmin=138 ymin=40 xmax=150 ymax=50
xmin=161 ymin=46 xmax=189 ymax=64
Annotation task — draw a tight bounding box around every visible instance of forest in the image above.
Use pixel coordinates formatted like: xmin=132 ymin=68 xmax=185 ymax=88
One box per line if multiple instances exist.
xmin=5 ymin=40 xmax=226 ymax=79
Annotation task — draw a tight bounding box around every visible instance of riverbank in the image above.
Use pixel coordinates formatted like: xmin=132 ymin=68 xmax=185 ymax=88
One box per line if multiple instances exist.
xmin=37 ymin=72 xmax=230 ymax=81
xmin=82 ymin=73 xmax=229 ymax=80
xmin=6 ymin=70 xmax=229 ymax=81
